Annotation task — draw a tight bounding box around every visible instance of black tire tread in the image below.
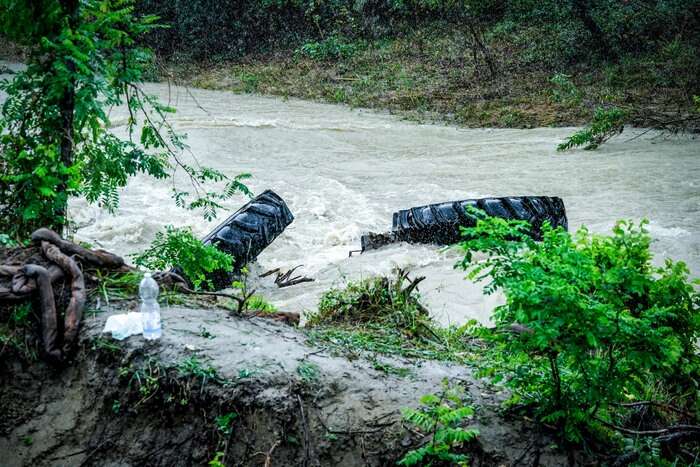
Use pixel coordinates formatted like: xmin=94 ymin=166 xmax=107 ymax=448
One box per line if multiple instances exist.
xmin=202 ymin=190 xmax=294 ymax=272
xmin=392 ymin=196 xmax=567 ymax=245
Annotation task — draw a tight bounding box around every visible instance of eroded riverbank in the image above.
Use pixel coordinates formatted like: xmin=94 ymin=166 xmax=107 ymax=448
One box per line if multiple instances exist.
xmin=0 ymin=306 xmax=571 ymax=466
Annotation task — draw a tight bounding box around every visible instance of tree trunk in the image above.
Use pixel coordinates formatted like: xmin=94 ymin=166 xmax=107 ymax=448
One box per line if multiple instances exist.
xmin=52 ymin=0 xmax=80 ymax=233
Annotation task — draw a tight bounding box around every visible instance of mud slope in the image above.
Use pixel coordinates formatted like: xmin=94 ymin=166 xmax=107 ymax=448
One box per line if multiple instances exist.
xmin=0 ymin=307 xmax=569 ymax=466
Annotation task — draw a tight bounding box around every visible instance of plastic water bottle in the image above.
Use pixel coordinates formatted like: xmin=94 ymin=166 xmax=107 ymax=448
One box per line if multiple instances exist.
xmin=140 ymin=273 xmax=161 ymax=340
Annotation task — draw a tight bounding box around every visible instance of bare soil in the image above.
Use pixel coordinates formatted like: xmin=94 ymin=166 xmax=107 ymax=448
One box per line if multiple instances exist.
xmin=0 ymin=305 xmax=572 ymax=466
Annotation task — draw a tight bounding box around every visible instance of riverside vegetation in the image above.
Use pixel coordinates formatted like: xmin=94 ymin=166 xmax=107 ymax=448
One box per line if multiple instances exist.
xmin=1 ymin=0 xmax=699 ymax=465
xmin=305 ymin=212 xmax=700 ymax=464
xmin=142 ymin=0 xmax=700 ymax=148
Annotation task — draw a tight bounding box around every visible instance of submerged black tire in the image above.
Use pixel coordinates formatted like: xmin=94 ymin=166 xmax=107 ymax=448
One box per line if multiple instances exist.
xmin=391 ymin=196 xmax=568 ymax=245
xmin=201 ymin=190 xmax=294 ymax=287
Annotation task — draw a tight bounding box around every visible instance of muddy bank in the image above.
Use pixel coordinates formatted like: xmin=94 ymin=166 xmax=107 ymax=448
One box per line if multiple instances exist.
xmin=0 ymin=306 xmax=571 ymax=466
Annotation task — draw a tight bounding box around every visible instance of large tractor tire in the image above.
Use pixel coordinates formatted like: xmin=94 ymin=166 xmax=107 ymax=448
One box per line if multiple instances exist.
xmin=392 ymin=196 xmax=568 ymax=245
xmin=360 ymin=196 xmax=567 ymax=251
xmin=201 ymin=190 xmax=293 ymax=288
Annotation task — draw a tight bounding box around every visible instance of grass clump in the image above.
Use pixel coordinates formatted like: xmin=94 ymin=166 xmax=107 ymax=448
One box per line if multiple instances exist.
xmin=306 ymin=269 xmax=481 ymax=364
xmin=307 ymin=268 xmax=434 ymax=338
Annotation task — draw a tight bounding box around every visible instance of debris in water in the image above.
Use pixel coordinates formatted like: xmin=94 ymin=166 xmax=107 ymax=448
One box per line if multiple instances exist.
xmin=201 ymin=190 xmax=294 ymax=289
xmin=360 ymin=196 xmax=568 ymax=252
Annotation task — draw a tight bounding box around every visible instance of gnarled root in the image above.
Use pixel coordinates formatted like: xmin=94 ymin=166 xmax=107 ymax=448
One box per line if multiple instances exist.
xmin=1 ymin=229 xmax=126 ymax=363
xmin=31 ymin=228 xmax=124 ymax=269
xmin=22 ymin=264 xmax=62 ymax=363
xmin=41 ymin=241 xmax=86 ymax=355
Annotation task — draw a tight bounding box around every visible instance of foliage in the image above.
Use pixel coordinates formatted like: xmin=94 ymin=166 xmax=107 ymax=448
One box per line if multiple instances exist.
xmin=0 ymin=303 xmax=38 ymax=362
xmin=0 ymin=0 xmax=250 ymax=237
xmin=558 ymin=107 xmax=626 ymax=151
xmin=177 ymin=355 xmax=220 ymax=381
xmin=246 ymin=294 xmax=278 ymax=313
xmin=221 ymin=266 xmax=278 ymax=315
xmin=91 ymin=270 xmax=143 ymax=302
xmin=398 ymin=380 xmax=479 ymax=466
xmin=549 ymin=73 xmax=581 ymax=106
xmin=133 ymin=226 xmax=233 ymax=290
xmin=458 ymin=212 xmax=700 ymax=442
xmin=296 ymin=361 xmax=321 ymax=383
xmin=306 ymin=272 xmax=482 ymax=364
xmin=308 ymin=269 xmax=432 ymax=338
xmin=140 ymin=0 xmax=700 ymax=70
xmin=215 ymin=411 xmax=238 ymax=436
xmin=208 ymin=452 xmax=226 ymax=467
xmin=297 ymin=36 xmax=363 ymax=61
xmin=0 ymin=234 xmax=18 ymax=247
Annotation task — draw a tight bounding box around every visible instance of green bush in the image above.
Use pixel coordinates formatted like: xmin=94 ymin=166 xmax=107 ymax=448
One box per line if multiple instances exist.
xmin=549 ymin=72 xmax=581 ymax=106
xmin=297 ymin=36 xmax=363 ymax=61
xmin=459 ymin=213 xmax=699 ymax=442
xmin=308 ymin=269 xmax=431 ymax=336
xmin=133 ymin=226 xmax=233 ymax=290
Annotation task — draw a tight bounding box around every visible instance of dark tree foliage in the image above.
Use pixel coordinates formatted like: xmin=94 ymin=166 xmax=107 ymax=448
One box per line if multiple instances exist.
xmin=138 ymin=0 xmax=700 ymax=68
xmin=0 ymin=0 xmax=250 ymax=238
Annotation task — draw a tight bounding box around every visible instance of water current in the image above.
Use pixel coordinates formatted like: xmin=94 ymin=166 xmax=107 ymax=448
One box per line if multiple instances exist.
xmin=3 ymin=64 xmax=698 ymax=324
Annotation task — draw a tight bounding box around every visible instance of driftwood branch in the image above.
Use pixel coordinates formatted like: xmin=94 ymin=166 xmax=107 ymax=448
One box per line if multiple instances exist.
xmin=263 ymin=265 xmax=315 ymax=288
xmin=614 ymin=400 xmax=694 ymax=419
xmin=594 ymin=417 xmax=700 ymax=437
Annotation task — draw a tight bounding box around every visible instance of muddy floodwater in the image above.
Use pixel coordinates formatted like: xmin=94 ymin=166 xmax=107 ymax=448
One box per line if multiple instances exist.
xmin=56 ymin=83 xmax=699 ymax=325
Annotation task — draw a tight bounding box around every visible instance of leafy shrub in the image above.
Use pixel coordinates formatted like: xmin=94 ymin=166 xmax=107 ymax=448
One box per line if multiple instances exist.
xmin=0 ymin=233 xmax=18 ymax=247
xmin=549 ymin=72 xmax=581 ymax=106
xmin=459 ymin=213 xmax=700 ymax=442
xmin=133 ymin=226 xmax=233 ymax=290
xmin=557 ymin=107 xmax=626 ymax=151
xmin=399 ymin=380 xmax=479 ymax=466
xmin=297 ymin=35 xmax=363 ymax=61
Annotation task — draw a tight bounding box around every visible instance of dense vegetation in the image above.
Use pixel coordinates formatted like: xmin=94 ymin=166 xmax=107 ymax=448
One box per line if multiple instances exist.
xmin=308 ymin=215 xmax=700 ymax=463
xmin=0 ymin=0 xmax=248 ymax=239
xmin=144 ymin=0 xmax=700 ymax=131
xmin=459 ymin=212 xmax=700 ymax=462
xmin=1 ymin=1 xmax=699 ymax=464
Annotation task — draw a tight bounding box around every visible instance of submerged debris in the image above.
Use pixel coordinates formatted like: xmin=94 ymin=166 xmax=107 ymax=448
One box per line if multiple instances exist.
xmin=201 ymin=190 xmax=294 ymax=289
xmin=360 ymin=195 xmax=568 ymax=251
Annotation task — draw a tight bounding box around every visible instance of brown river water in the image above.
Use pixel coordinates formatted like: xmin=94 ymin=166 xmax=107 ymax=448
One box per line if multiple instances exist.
xmin=3 ymin=63 xmax=698 ymax=324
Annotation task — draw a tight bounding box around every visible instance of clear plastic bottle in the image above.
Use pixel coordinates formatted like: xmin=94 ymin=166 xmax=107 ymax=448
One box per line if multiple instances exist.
xmin=140 ymin=272 xmax=161 ymax=340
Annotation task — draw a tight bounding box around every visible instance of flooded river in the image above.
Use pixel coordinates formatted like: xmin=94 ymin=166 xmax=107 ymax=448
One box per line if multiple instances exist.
xmin=4 ymin=63 xmax=697 ymax=324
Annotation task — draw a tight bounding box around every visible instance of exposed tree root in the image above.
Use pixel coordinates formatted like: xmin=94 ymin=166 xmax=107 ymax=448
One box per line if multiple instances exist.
xmin=22 ymin=263 xmax=62 ymax=363
xmin=41 ymin=241 xmax=86 ymax=354
xmin=31 ymin=228 xmax=125 ymax=269
xmin=0 ymin=229 xmax=126 ymax=363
